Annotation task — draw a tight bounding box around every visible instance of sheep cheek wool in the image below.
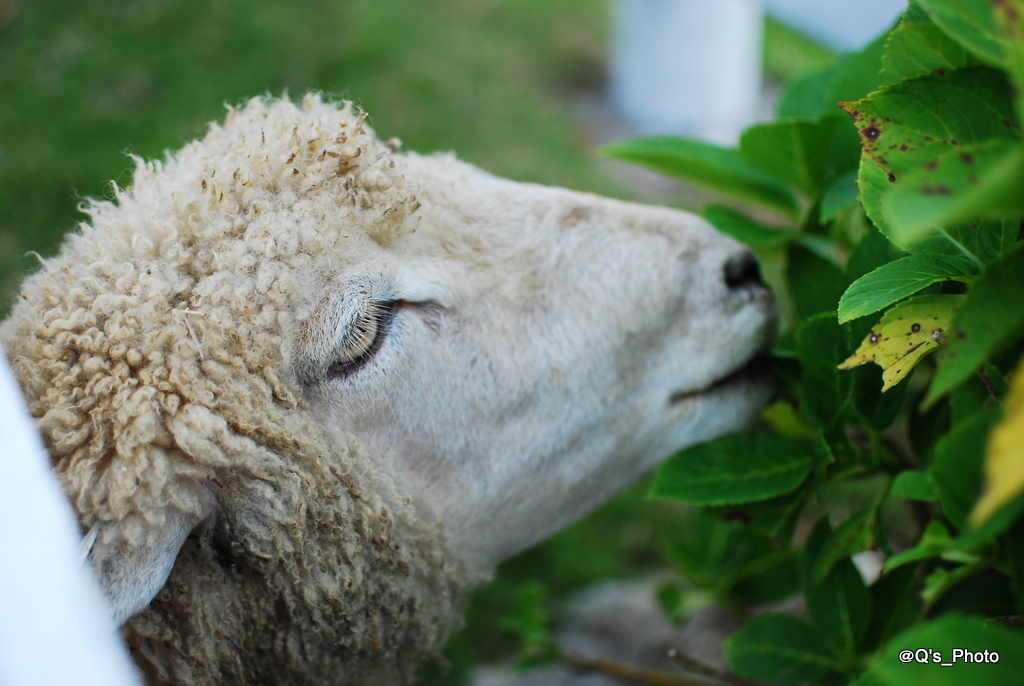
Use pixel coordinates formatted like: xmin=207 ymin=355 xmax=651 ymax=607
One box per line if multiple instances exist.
xmin=0 ymin=95 xmax=467 ymax=685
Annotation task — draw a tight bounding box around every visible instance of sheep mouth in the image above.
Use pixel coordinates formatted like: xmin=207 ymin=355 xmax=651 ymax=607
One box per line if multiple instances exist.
xmin=668 ymin=356 xmax=772 ymax=405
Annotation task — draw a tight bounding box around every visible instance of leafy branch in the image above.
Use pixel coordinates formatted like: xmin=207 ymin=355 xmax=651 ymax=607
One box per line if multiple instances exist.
xmin=599 ymin=2 xmax=1024 ymax=685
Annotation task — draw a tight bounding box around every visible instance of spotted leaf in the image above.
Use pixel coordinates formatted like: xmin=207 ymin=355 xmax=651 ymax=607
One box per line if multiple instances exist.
xmin=839 ymin=67 xmax=1017 ymax=179
xmin=882 ymin=138 xmax=1024 ymax=243
xmin=839 ymin=295 xmax=964 ymax=391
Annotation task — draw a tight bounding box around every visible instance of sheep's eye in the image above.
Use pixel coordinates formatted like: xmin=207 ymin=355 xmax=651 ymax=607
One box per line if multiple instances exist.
xmin=327 ymin=300 xmax=401 ymax=378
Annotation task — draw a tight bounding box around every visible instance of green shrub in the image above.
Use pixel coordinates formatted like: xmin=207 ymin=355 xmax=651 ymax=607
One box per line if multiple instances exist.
xmin=604 ymin=2 xmax=1024 ymax=683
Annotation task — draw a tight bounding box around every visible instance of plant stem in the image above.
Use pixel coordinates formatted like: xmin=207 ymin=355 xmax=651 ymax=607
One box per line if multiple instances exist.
xmin=666 ymin=649 xmax=777 ymax=686
xmin=977 ymin=367 xmax=1003 ymax=402
xmin=561 ymin=651 xmax=703 ymax=686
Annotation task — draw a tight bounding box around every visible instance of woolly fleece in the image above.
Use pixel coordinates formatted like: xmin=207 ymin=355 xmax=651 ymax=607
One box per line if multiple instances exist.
xmin=1 ymin=95 xmax=470 ymax=685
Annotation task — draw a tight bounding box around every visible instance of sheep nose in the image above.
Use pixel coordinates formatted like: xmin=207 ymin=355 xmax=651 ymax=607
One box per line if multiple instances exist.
xmin=723 ymin=250 xmax=763 ymax=291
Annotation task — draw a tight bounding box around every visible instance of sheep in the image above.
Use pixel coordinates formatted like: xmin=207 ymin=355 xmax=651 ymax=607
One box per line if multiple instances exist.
xmin=0 ymin=94 xmax=775 ymax=685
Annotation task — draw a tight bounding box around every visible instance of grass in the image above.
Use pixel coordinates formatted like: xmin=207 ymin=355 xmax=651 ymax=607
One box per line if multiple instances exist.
xmin=0 ymin=2 xmax=836 ymax=683
xmin=0 ymin=0 xmax=618 ymax=316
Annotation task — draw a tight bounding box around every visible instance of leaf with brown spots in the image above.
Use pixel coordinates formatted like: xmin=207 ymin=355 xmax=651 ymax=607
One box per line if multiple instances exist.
xmin=883 ymin=138 xmax=1024 ymax=242
xmin=840 ymin=67 xmax=1017 ymax=178
xmin=844 ymin=66 xmax=1019 ymax=247
xmin=839 ymin=295 xmax=964 ymax=391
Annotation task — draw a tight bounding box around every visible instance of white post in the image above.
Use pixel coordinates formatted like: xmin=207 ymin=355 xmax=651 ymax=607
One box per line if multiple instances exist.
xmin=611 ymin=0 xmax=765 ymax=145
xmin=0 ymin=356 xmax=140 ymax=686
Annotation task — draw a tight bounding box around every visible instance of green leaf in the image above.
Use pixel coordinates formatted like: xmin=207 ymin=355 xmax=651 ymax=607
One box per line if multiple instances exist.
xmin=891 ymin=470 xmax=939 ymax=501
xmin=852 ymin=361 xmax=911 ymax=430
xmin=870 ymin=614 xmax=1024 ymax=685
xmin=740 ymin=116 xmax=859 ymax=199
xmin=777 ymin=70 xmax=836 ymax=120
xmin=880 ymin=22 xmax=977 ymax=85
xmin=846 ymin=224 xmax=897 ymax=284
xmin=882 ymin=139 xmax=1024 ymax=243
xmin=821 ymin=170 xmax=859 ymax=223
xmin=929 ymin=246 xmax=1024 ymax=402
xmin=787 ymin=242 xmax=847 ymax=322
xmin=858 ymin=154 xmax=899 ymax=239
xmin=830 ymin=30 xmax=891 ymax=104
xmin=649 ymin=434 xmax=814 ymax=506
xmin=994 ymin=0 xmax=1024 ymax=124
xmin=702 ymin=205 xmax=795 ymax=249
xmin=931 ymin=408 xmax=1000 ymax=529
xmin=908 ymin=218 xmax=1020 ymax=261
xmin=600 ymin=137 xmax=799 ymax=217
xmin=917 ymin=0 xmax=1005 ymax=66
xmin=840 ymin=295 xmax=964 ymax=391
xmin=764 ymin=15 xmax=838 ymax=83
xmin=1005 ymin=515 xmax=1024 ymax=610
xmin=842 ymin=66 xmax=1018 ymax=247
xmin=813 ymin=506 xmax=879 ymax=582
xmin=900 ymin=2 xmax=933 ymax=25
xmin=663 ymin=509 xmax=755 ymax=591
xmin=809 ymin=434 xmax=836 ymax=497
xmin=777 ymin=32 xmax=888 ymax=122
xmin=731 ymin=551 xmax=801 ymax=605
xmin=842 ymin=67 xmax=1017 ymax=177
xmin=666 ymin=508 xmax=801 ymax=602
xmin=761 ymin=399 xmax=819 ymax=441
xmin=951 ymin=492 xmax=1024 ymax=550
xmin=951 ymin=373 xmax=995 ymax=422
xmin=882 ymin=520 xmax=952 ymax=572
xmin=909 ymin=384 xmax=952 ymax=461
xmin=927 ymin=564 xmax=1018 ymax=616
xmin=799 ymin=313 xmax=853 ymax=430
xmin=838 ymin=254 xmax=978 ymax=323
xmin=862 ymin=566 xmax=924 ymax=654
xmin=805 ymin=558 xmax=873 ymax=658
xmin=725 ymin=613 xmax=841 ymax=684
xmin=704 ymin=492 xmax=807 ymax=542
xmin=798 ymin=522 xmax=872 ymax=659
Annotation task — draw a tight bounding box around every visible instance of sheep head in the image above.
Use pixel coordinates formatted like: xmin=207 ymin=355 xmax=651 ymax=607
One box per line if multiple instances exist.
xmin=0 ymin=94 xmax=774 ymax=684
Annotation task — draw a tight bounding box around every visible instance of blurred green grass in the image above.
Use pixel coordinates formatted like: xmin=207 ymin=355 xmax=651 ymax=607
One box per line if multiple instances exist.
xmin=0 ymin=0 xmax=618 ymax=315
xmin=0 ymin=2 xmax=834 ymax=682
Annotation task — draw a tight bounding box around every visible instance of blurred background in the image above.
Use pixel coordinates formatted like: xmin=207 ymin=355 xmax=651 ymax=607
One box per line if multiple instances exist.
xmin=0 ymin=0 xmax=901 ymax=682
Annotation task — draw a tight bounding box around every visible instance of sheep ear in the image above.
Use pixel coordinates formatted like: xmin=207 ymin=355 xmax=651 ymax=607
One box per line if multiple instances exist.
xmin=87 ymin=496 xmax=214 ymax=626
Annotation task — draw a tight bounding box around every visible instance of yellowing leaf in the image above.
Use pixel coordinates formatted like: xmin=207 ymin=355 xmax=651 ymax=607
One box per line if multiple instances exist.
xmin=760 ymin=400 xmax=817 ymax=441
xmin=971 ymin=362 xmax=1024 ymax=525
xmin=838 ymin=295 xmax=963 ymax=391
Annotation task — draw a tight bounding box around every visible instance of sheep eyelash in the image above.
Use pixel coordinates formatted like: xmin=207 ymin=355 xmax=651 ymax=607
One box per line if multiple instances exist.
xmin=327 ymin=300 xmax=402 ymax=379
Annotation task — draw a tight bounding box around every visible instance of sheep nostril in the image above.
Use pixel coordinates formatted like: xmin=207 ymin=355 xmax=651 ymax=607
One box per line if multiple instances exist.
xmin=724 ymin=250 xmax=762 ymax=290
